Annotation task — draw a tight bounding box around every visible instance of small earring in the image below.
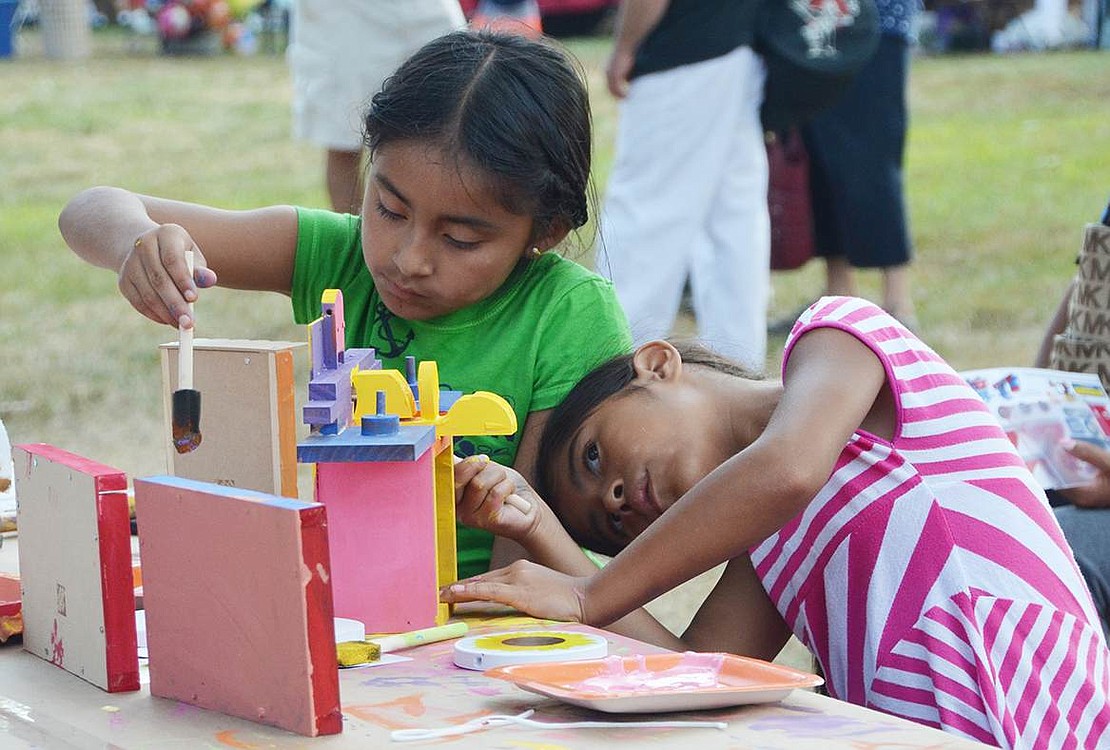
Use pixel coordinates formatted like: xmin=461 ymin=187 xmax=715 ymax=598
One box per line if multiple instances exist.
xmin=531 ymin=247 xmax=542 ymax=258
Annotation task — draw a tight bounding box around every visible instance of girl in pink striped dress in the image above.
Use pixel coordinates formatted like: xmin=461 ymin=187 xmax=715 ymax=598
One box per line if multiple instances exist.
xmin=445 ymin=295 xmax=1110 ymax=749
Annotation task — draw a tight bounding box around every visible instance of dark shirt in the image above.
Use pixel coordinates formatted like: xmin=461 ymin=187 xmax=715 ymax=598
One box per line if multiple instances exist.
xmin=632 ymin=0 xmax=761 ymax=78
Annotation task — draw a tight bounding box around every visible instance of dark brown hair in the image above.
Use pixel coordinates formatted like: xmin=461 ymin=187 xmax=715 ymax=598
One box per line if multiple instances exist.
xmin=364 ymin=30 xmax=592 ymax=244
xmin=534 ymin=342 xmax=761 ymax=553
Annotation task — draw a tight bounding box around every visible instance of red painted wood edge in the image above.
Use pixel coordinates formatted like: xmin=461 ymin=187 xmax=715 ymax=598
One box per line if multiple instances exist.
xmin=300 ymin=504 xmax=342 ymax=735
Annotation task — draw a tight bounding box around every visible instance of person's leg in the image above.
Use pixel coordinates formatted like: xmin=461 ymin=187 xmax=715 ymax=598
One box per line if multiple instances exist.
xmin=1054 ymin=505 xmax=1110 ymax=640
xmin=291 ymin=0 xmax=465 ymax=211
xmin=599 ymin=62 xmax=722 ymax=346
xmin=824 ymin=256 xmax=857 ymax=297
xmin=881 ymin=262 xmax=915 ymax=324
xmin=691 ymin=46 xmax=770 ymax=368
xmin=326 ymin=148 xmax=363 ymax=215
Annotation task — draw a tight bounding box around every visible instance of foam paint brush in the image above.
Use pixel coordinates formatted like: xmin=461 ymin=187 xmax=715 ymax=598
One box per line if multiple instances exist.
xmin=337 ymin=622 xmax=468 ymax=668
xmin=172 ymin=249 xmax=202 ymax=454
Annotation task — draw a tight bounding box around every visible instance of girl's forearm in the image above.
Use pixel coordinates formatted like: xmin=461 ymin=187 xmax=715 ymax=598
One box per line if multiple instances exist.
xmin=581 ymin=448 xmax=820 ymax=628
xmin=520 ymin=508 xmax=602 ymax=576
xmin=59 ymin=186 xmax=157 ymax=272
xmin=520 ymin=505 xmax=687 ymax=651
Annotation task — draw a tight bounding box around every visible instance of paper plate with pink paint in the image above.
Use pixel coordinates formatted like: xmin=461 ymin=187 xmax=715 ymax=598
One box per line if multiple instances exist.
xmin=485 ymin=651 xmax=824 ymax=713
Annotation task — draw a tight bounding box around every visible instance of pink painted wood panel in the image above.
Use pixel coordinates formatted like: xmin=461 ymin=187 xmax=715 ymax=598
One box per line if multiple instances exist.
xmin=134 ymin=476 xmax=340 ymax=737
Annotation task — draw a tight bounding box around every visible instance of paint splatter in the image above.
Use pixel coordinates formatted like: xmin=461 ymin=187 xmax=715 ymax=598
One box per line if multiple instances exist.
xmin=49 ymin=619 xmax=64 ymax=666
xmin=343 ymin=694 xmax=427 ymax=729
xmin=214 ymin=729 xmax=257 ymax=748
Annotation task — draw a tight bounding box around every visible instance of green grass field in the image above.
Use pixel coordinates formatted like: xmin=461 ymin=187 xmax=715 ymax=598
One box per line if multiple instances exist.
xmin=2 ymin=27 xmax=1109 ymax=488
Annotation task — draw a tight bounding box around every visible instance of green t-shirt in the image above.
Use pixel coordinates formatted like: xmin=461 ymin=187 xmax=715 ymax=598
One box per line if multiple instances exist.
xmin=290 ymin=208 xmax=632 ymax=578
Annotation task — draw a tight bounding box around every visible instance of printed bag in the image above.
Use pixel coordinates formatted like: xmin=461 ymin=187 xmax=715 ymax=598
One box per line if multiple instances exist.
xmin=1051 ymin=223 xmax=1110 ymax=391
xmin=755 ymin=0 xmax=881 ymax=132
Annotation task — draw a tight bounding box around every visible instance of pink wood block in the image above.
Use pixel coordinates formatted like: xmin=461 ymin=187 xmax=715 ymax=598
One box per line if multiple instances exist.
xmin=134 ymin=476 xmax=341 ymax=737
xmin=0 ymin=574 xmax=19 ymax=617
xmin=0 ymin=573 xmax=22 ymax=642
xmin=13 ymin=444 xmax=138 ymax=692
xmin=314 ymin=452 xmax=441 ymax=632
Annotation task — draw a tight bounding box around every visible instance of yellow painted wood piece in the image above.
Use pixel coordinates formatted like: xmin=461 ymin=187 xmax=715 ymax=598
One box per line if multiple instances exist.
xmin=418 ymin=360 xmax=440 ymax=420
xmin=437 ymin=392 xmax=517 ymax=437
xmin=351 ymin=362 xmax=516 ymax=440
xmin=351 ymin=368 xmax=416 ymax=420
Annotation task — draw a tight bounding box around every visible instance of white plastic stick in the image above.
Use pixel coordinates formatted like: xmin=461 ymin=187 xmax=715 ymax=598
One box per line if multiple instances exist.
xmin=504 ymin=493 xmax=531 ymax=513
xmin=179 ymin=250 xmax=195 ymax=390
xmin=391 ymin=710 xmax=727 ymax=742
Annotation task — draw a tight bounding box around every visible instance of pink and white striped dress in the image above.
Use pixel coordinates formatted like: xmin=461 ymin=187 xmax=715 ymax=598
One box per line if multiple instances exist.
xmin=750 ymin=296 xmax=1110 ymax=749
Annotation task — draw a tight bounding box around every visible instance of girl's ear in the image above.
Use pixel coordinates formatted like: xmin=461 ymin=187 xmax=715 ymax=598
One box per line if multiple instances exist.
xmin=631 ymin=340 xmax=682 ymax=383
xmin=529 ymin=221 xmax=571 ymax=255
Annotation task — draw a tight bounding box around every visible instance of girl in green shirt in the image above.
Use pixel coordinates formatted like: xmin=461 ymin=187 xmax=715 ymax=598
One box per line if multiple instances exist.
xmin=59 ymin=30 xmax=632 ymax=577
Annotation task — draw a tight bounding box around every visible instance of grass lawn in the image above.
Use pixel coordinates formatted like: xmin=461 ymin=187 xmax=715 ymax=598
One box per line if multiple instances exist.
xmin=1 ymin=28 xmax=1108 ymax=489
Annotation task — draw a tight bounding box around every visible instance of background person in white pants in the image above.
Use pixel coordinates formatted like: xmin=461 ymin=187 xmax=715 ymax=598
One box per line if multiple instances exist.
xmin=289 ymin=0 xmax=466 ymax=214
xmin=599 ymin=0 xmax=769 ymax=370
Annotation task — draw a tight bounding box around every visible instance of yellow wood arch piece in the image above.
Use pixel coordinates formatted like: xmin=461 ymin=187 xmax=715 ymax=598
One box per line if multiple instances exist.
xmin=351 ymin=368 xmax=416 ymax=421
xmin=350 ymin=359 xmax=515 ymax=439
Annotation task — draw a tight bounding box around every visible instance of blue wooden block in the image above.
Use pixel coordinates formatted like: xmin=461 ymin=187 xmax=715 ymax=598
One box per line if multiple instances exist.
xmin=297 ymin=424 xmax=436 ymax=464
xmin=438 ymin=390 xmax=463 ymax=413
xmin=138 ymin=475 xmax=323 ymax=512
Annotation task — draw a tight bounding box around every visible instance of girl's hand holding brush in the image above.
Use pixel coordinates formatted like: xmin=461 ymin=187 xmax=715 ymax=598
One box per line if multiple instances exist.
xmin=125 ymin=224 xmax=217 ymax=328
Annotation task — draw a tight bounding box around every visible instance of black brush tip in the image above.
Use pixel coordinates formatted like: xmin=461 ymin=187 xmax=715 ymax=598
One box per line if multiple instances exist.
xmin=172 ymin=389 xmax=202 ymax=454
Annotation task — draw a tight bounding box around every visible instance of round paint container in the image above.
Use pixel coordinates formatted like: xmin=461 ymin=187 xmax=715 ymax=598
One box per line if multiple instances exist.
xmin=453 ymin=630 xmax=608 ymax=670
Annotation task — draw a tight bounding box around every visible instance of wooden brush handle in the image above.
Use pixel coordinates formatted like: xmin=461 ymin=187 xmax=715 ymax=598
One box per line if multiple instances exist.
xmin=179 ymin=250 xmax=195 ymax=390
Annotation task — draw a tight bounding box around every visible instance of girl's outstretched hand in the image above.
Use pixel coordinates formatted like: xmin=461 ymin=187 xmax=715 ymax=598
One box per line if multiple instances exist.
xmin=123 ymin=224 xmax=218 ymax=328
xmin=442 ymin=560 xmax=590 ymax=624
xmin=454 ymin=455 xmax=543 ymax=543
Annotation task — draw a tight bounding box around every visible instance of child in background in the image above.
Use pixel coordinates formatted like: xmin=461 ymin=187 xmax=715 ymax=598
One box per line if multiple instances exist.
xmin=58 ymin=30 xmax=632 ymax=579
xmin=447 ymin=296 xmax=1110 ymax=749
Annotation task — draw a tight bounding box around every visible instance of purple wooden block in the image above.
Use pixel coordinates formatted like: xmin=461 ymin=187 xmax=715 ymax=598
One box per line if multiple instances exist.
xmin=344 ymin=348 xmax=379 ymax=372
xmin=309 ymin=319 xmax=326 ymax=380
xmin=321 ymin=296 xmax=345 ymax=370
xmin=303 ymin=401 xmax=344 ymax=426
xmin=308 ymin=369 xmax=349 ymax=402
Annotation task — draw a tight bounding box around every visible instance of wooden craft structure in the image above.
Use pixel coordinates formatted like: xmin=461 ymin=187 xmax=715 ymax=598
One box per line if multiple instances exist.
xmin=160 ymin=339 xmax=304 ymax=497
xmin=0 ymin=573 xmax=20 ymax=642
xmin=12 ymin=443 xmax=138 ymax=692
xmin=298 ymin=290 xmax=517 ymax=632
xmin=134 ymin=475 xmax=341 ymax=737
